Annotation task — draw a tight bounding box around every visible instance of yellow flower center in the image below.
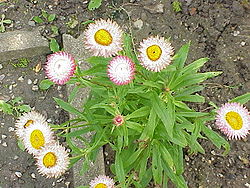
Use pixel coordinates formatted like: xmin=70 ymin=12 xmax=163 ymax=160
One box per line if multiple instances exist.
xmin=30 ymin=129 xmax=45 ymax=149
xmin=94 ymin=29 xmax=113 ymax=46
xmin=94 ymin=183 xmax=107 ymax=188
xmin=43 ymin=152 xmax=57 ymax=168
xmin=24 ymin=120 xmax=34 ymax=128
xmin=225 ymin=111 xmax=243 ymax=130
xmin=146 ymin=45 xmax=162 ymax=61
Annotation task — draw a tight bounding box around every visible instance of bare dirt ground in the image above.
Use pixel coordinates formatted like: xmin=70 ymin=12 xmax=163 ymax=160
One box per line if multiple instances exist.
xmin=1 ymin=0 xmax=249 ymax=187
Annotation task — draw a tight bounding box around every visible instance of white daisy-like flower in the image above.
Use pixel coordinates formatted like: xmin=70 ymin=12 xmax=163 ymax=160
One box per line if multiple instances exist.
xmin=45 ymin=51 xmax=76 ymax=85
xmin=107 ymin=56 xmax=135 ymax=85
xmin=215 ymin=102 xmax=250 ymax=140
xmin=35 ymin=143 xmax=69 ymax=178
xmin=23 ymin=122 xmax=54 ymax=155
xmin=90 ymin=175 xmax=115 ymax=188
xmin=15 ymin=111 xmax=47 ymax=141
xmin=138 ymin=36 xmax=174 ymax=72
xmin=84 ymin=19 xmax=123 ymax=57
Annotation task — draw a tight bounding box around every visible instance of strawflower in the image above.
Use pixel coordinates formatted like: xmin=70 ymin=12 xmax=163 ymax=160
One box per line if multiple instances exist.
xmin=215 ymin=102 xmax=250 ymax=140
xmin=84 ymin=19 xmax=123 ymax=57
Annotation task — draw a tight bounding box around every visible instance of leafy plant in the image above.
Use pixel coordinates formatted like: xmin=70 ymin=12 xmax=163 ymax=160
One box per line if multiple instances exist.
xmin=172 ymin=1 xmax=182 ymax=12
xmin=88 ymin=0 xmax=102 ymax=10
xmin=52 ymin=33 xmax=239 ymax=187
xmin=0 ymin=14 xmax=12 ymax=32
xmin=0 ymin=97 xmax=31 ymax=117
xmin=33 ymin=10 xmax=56 ymax=24
xmin=11 ymin=58 xmax=30 ymax=68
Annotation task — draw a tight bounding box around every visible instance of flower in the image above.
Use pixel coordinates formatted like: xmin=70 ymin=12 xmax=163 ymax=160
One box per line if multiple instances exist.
xmin=84 ymin=19 xmax=123 ymax=57
xmin=107 ymin=56 xmax=135 ymax=85
xmin=90 ymin=175 xmax=115 ymax=188
xmin=215 ymin=102 xmax=250 ymax=140
xmin=113 ymin=115 xmax=124 ymax=126
xmin=15 ymin=111 xmax=47 ymax=141
xmin=23 ymin=122 xmax=54 ymax=155
xmin=138 ymin=36 xmax=174 ymax=72
xmin=35 ymin=143 xmax=69 ymax=178
xmin=45 ymin=51 xmax=76 ymax=85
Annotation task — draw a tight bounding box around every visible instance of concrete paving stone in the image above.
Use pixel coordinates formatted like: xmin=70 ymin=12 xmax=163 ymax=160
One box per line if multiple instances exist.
xmin=0 ymin=28 xmax=50 ymax=62
xmin=63 ymin=33 xmax=105 ymax=187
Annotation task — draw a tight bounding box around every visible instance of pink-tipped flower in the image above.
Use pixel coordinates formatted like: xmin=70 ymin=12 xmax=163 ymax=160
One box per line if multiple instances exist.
xmin=84 ymin=19 xmax=123 ymax=57
xmin=138 ymin=36 xmax=174 ymax=72
xmin=35 ymin=143 xmax=70 ymax=178
xmin=107 ymin=56 xmax=135 ymax=85
xmin=45 ymin=51 xmax=76 ymax=85
xmin=90 ymin=175 xmax=115 ymax=188
xmin=215 ymin=102 xmax=250 ymax=140
xmin=113 ymin=115 xmax=124 ymax=126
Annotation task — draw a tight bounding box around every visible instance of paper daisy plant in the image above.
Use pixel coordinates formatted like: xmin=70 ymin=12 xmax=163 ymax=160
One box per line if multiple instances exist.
xmin=15 ymin=111 xmax=47 ymax=141
xmin=215 ymin=102 xmax=250 ymax=140
xmin=84 ymin=19 xmax=123 ymax=57
xmin=90 ymin=175 xmax=115 ymax=188
xmin=45 ymin=51 xmax=76 ymax=85
xmin=23 ymin=121 xmax=54 ymax=155
xmin=35 ymin=143 xmax=69 ymax=178
xmin=107 ymin=56 xmax=135 ymax=85
xmin=138 ymin=35 xmax=174 ymax=72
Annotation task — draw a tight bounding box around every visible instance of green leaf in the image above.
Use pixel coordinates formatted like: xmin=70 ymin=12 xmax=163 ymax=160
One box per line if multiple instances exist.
xmin=230 ymin=92 xmax=250 ymax=104
xmin=49 ymin=38 xmax=60 ymax=53
xmin=41 ymin=10 xmax=48 ymax=19
xmin=85 ymin=56 xmax=111 ymax=65
xmin=17 ymin=139 xmax=25 ymax=151
xmin=39 ymin=79 xmax=54 ymax=90
xmin=66 ymin=136 xmax=82 ymax=154
xmin=181 ymin=57 xmax=209 ymax=75
xmin=16 ymin=104 xmax=31 ymax=113
xmin=54 ymin=97 xmax=84 ymax=118
xmin=175 ymin=94 xmax=205 ymax=103
xmin=88 ymin=0 xmax=102 ymax=10
xmin=81 ymin=20 xmax=94 ymax=25
xmin=126 ymin=106 xmax=150 ymax=120
xmin=177 ymin=111 xmax=208 ymax=117
xmin=126 ymin=121 xmax=143 ymax=133
xmin=159 ymin=142 xmax=174 ymax=170
xmin=152 ymin=142 xmax=163 ymax=184
xmin=68 ymin=86 xmax=80 ymax=103
xmin=202 ymin=125 xmax=230 ymax=155
xmin=115 ymin=152 xmax=126 ymax=185
xmin=151 ymin=92 xmax=174 ymax=138
xmin=48 ymin=14 xmax=56 ymax=22
xmin=79 ymin=159 xmax=90 ymax=175
xmin=124 ymin=148 xmax=143 ymax=169
xmin=3 ymin=19 xmax=11 ymax=24
xmin=0 ymin=100 xmax=13 ymax=115
xmin=140 ymin=109 xmax=157 ymax=140
xmin=32 ymin=16 xmax=44 ymax=24
xmin=175 ymin=85 xmax=204 ymax=97
xmin=172 ymin=42 xmax=190 ymax=69
xmin=51 ymin=25 xmax=59 ymax=36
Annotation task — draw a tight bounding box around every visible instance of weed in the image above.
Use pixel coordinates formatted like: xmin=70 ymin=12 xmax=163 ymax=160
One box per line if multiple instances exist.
xmin=172 ymin=1 xmax=182 ymax=12
xmin=11 ymin=58 xmax=30 ymax=68
xmin=0 ymin=14 xmax=12 ymax=32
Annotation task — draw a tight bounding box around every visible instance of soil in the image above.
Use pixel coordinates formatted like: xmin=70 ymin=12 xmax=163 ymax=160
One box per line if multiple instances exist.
xmin=1 ymin=0 xmax=250 ymax=188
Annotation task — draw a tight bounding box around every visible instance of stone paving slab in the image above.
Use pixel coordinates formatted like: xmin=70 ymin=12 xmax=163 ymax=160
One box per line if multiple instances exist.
xmin=63 ymin=33 xmax=105 ymax=187
xmin=0 ymin=29 xmax=50 ymax=62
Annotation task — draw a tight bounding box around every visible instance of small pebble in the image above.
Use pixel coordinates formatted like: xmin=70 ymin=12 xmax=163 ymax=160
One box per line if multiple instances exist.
xmin=2 ymin=142 xmax=7 ymax=147
xmin=33 ymin=79 xmax=38 ymax=85
xmin=233 ymin=30 xmax=240 ymax=36
xmin=211 ymin=150 xmax=216 ymax=155
xmin=0 ymin=74 xmax=5 ymax=81
xmin=28 ymin=20 xmax=36 ymax=27
xmin=245 ymin=183 xmax=250 ymax=188
xmin=59 ymin=94 xmax=64 ymax=98
xmin=0 ymin=64 xmax=3 ymax=69
xmin=133 ymin=19 xmax=143 ymax=30
xmin=13 ymin=155 xmax=19 ymax=160
xmin=47 ymin=118 xmax=52 ymax=123
xmin=241 ymin=41 xmax=246 ymax=46
xmin=15 ymin=171 xmax=22 ymax=178
xmin=8 ymin=127 xmax=15 ymax=132
xmin=32 ymin=85 xmax=39 ymax=91
xmin=27 ymin=79 xmax=32 ymax=85
xmin=31 ymin=173 xmax=36 ymax=179
xmin=1 ymin=135 xmax=7 ymax=139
